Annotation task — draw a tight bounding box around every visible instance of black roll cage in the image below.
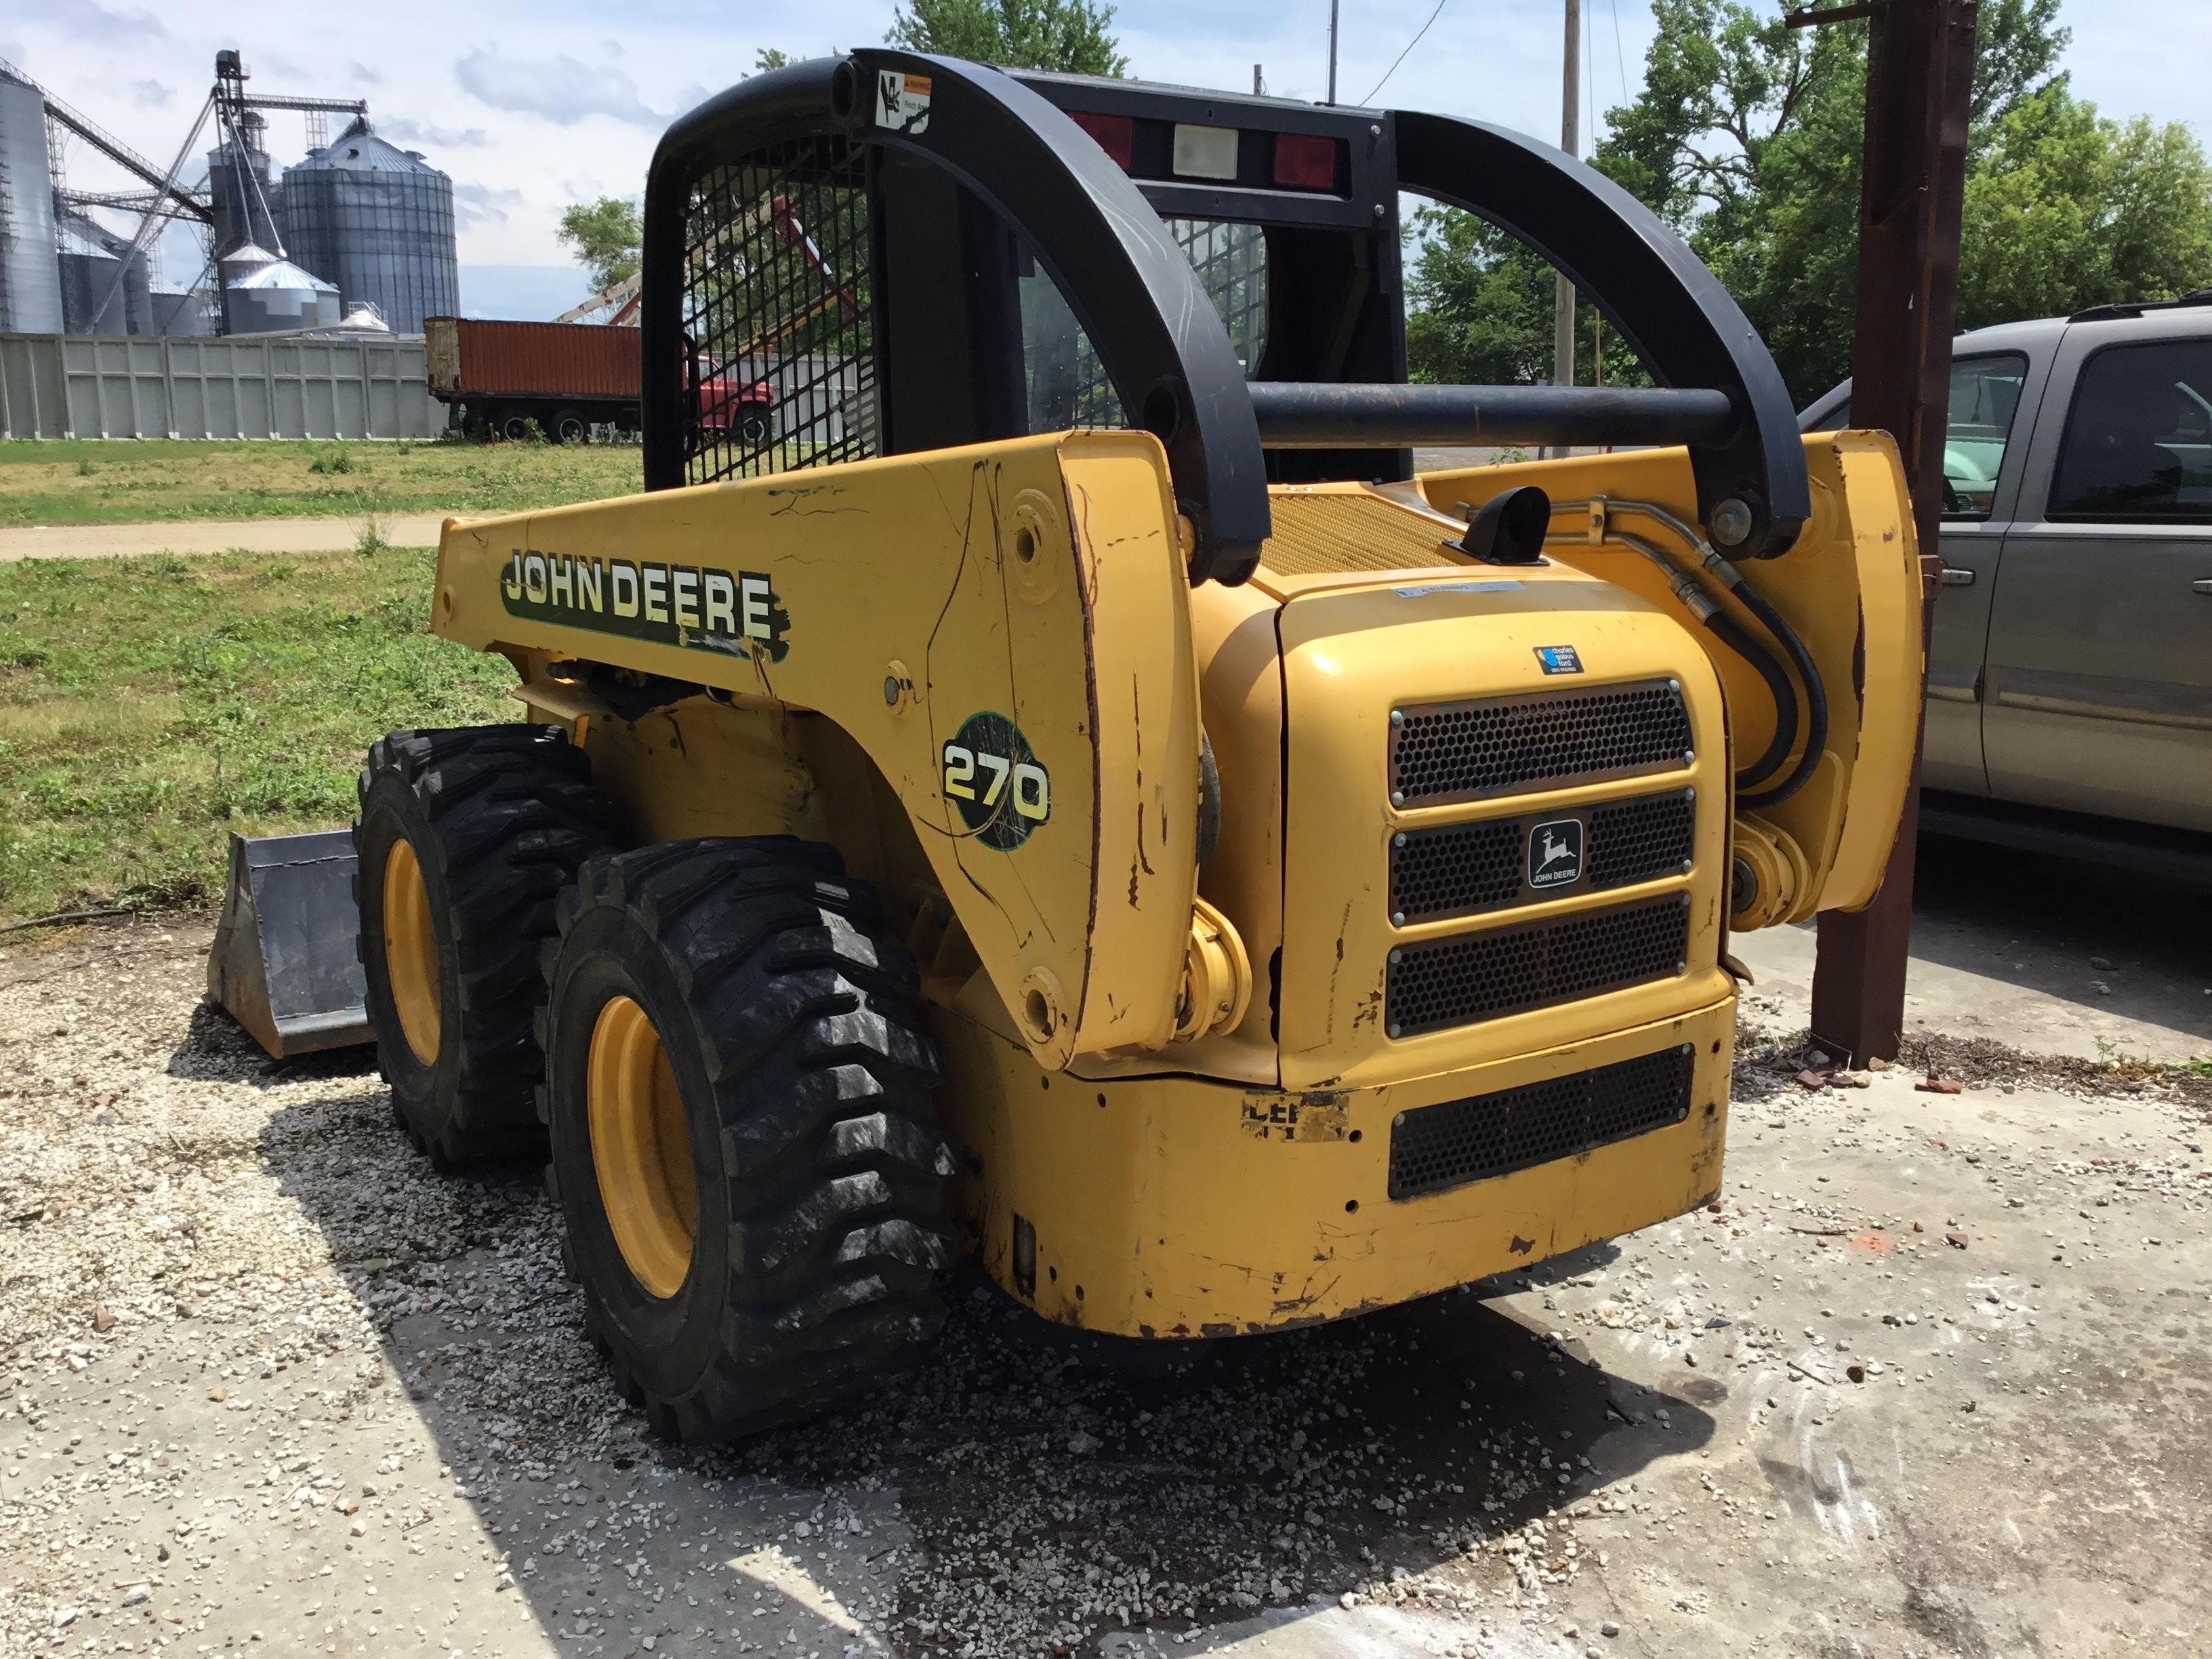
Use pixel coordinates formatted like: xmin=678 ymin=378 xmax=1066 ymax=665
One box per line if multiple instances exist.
xmin=642 ymin=49 xmax=1810 ymax=584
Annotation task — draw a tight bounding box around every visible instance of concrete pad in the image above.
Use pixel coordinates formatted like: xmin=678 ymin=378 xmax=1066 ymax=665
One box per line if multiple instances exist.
xmin=0 ymin=513 xmax=453 ymax=560
xmin=1732 ymin=834 xmax=2212 ymax=1062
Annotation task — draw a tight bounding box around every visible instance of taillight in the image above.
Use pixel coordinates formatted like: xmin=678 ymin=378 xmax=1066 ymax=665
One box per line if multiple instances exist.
xmin=1069 ymin=110 xmax=1134 ymax=170
xmin=1273 ymin=132 xmax=1340 ymax=191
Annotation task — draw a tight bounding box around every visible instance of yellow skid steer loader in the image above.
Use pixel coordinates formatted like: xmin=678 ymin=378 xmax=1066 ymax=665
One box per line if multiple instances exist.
xmin=212 ymin=52 xmax=1921 ymax=1441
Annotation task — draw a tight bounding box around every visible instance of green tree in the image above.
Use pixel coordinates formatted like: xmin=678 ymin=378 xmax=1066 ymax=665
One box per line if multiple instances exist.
xmin=888 ymin=0 xmax=1128 ymax=75
xmin=1406 ymin=0 xmax=2212 ymax=403
xmin=555 ymin=197 xmax=642 ymax=292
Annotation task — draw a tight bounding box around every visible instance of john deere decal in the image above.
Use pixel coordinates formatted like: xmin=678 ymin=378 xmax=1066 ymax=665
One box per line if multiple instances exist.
xmin=499 ymin=550 xmax=790 ymax=663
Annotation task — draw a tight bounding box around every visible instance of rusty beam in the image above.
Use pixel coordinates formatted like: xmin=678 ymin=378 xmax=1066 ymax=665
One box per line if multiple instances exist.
xmin=1807 ymin=0 xmax=1977 ymax=1065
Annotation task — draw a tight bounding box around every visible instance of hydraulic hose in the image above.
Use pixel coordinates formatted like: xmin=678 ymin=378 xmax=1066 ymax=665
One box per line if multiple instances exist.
xmin=1703 ymin=609 xmax=1798 ymax=790
xmin=1544 ymin=525 xmax=1801 ymax=794
xmin=1544 ymin=495 xmax=1829 ymax=806
xmin=1725 ymin=577 xmax=1828 ymax=807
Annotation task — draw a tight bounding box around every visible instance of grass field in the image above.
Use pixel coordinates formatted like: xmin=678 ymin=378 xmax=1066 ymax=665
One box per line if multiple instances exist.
xmin=0 ymin=436 xmax=642 ymax=529
xmin=0 ymin=546 xmax=514 ymax=923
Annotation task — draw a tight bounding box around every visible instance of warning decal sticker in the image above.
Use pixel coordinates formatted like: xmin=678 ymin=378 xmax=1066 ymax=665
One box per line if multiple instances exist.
xmin=877 ymin=70 xmax=933 ymax=135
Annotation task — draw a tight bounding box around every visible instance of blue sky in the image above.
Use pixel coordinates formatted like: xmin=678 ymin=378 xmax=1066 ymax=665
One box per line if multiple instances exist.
xmin=9 ymin=0 xmax=2209 ymax=319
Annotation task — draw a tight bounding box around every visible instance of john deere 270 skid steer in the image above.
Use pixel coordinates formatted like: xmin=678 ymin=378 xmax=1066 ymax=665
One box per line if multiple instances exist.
xmin=243 ymin=53 xmax=1921 ymax=1439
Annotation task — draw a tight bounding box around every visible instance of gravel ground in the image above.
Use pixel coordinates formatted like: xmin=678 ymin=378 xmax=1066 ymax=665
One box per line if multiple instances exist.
xmin=1 ymin=919 xmax=2207 ymax=1659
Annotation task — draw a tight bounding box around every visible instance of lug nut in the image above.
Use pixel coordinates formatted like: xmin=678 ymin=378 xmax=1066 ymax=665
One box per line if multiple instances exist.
xmin=1390 ymin=911 xmax=1406 ymax=927
xmin=1389 ymin=790 xmax=1405 ymax=807
xmin=1389 ymin=709 xmax=1405 ymax=728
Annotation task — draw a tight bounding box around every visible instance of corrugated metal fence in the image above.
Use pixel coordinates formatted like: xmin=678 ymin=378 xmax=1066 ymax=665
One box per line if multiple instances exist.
xmin=0 ymin=331 xmax=446 ymax=440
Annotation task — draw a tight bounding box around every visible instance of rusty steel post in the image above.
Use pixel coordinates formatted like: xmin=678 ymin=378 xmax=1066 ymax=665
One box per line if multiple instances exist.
xmin=1803 ymin=0 xmax=1977 ymax=1065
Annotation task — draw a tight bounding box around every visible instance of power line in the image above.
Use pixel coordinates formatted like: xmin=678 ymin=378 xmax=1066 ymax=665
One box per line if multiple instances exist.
xmin=1361 ymin=0 xmax=1450 ymax=106
xmin=1609 ymin=0 xmax=1632 ymax=104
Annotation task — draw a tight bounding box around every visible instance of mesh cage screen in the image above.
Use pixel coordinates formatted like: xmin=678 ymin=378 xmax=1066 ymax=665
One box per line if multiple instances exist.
xmin=1386 ymin=895 xmax=1689 ymax=1036
xmin=1391 ymin=680 xmax=1693 ymax=806
xmin=1388 ymin=1045 xmax=1694 ymax=1200
xmin=682 ymin=136 xmax=876 ymax=487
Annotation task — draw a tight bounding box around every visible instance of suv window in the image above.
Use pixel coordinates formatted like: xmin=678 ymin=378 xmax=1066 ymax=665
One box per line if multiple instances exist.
xmin=1810 ymin=351 xmax=2028 ymax=520
xmin=2049 ymin=338 xmax=2212 ymax=522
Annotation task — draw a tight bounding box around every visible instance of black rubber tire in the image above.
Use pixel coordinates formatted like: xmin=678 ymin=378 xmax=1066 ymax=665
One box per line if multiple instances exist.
xmin=537 ymin=836 xmax=958 ymax=1442
xmin=552 ymin=407 xmax=589 ymax=445
xmin=355 ymin=726 xmax=614 ymax=1166
xmin=498 ymin=408 xmax=535 ymax=443
xmin=737 ymin=411 xmax=772 ymax=447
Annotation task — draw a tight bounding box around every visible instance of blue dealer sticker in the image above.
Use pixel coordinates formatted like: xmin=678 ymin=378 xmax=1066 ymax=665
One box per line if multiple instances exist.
xmin=1533 ymin=644 xmax=1584 ymax=675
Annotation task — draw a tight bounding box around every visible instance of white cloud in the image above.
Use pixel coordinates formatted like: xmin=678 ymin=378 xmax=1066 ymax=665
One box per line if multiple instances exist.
xmin=381 ymin=117 xmax=490 ymax=150
xmin=453 ymin=182 xmax=526 ymax=228
xmin=129 ymin=77 xmax=170 ymax=106
xmin=454 ymin=45 xmax=668 ymax=127
xmin=43 ymin=0 xmax=165 ymax=43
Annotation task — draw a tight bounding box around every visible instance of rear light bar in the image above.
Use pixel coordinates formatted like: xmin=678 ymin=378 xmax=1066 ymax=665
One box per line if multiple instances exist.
xmin=1062 ymin=108 xmax=1347 ymax=197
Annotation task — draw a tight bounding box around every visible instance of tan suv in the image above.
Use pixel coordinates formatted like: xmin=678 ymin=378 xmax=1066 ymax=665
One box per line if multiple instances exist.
xmin=1802 ymin=293 xmax=2212 ymax=851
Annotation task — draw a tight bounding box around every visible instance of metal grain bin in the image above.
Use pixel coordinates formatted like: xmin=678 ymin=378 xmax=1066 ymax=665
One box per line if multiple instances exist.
xmin=224 ymin=243 xmax=341 ymax=334
xmin=0 ymin=68 xmax=63 ymax=333
xmin=282 ymin=117 xmax=459 ymax=334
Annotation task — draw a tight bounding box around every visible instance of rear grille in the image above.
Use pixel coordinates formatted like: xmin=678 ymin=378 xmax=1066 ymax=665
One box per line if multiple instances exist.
xmin=1586 ymin=790 xmax=1698 ymax=891
xmin=1388 ymin=1044 xmax=1695 ymax=1200
xmin=1391 ymin=819 xmax=1523 ymax=922
xmin=1390 ymin=680 xmax=1692 ymax=806
xmin=1391 ymin=788 xmax=1697 ymax=924
xmin=1386 ymin=895 xmax=1689 ymax=1036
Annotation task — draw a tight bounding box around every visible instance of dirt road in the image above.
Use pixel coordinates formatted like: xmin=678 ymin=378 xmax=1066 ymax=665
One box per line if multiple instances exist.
xmin=0 ymin=515 xmax=451 ymax=561
xmin=0 ymin=849 xmax=2205 ymax=1659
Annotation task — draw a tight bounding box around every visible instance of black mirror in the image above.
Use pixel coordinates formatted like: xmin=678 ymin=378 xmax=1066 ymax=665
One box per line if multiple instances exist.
xmin=1451 ymin=485 xmax=1551 ymax=565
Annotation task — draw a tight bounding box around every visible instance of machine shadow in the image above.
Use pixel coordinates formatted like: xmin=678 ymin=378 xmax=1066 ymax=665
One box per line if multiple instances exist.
xmin=241 ymin=1028 xmax=1713 ymax=1652
xmin=1906 ymin=832 xmax=2212 ymax=1044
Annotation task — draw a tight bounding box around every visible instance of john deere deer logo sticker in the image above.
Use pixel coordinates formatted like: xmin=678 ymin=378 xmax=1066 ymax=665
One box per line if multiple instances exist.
xmin=1528 ymin=817 xmax=1584 ymax=889
xmin=942 ymin=712 xmax=1049 ymax=851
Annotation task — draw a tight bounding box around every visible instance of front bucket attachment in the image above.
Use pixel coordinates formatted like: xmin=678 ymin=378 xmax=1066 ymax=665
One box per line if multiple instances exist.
xmin=206 ymin=829 xmax=373 ymax=1058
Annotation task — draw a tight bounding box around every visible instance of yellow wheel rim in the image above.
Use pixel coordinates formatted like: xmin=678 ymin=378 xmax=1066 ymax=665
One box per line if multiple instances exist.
xmin=588 ymin=995 xmax=697 ymax=1299
xmin=382 ymin=839 xmax=441 ymax=1066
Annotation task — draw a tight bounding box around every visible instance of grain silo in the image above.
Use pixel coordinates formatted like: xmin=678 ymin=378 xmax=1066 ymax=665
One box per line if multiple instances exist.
xmin=57 ymin=216 xmax=154 ymax=335
xmin=281 ymin=117 xmax=457 ymax=334
xmin=0 ymin=66 xmax=64 ymax=334
xmin=222 ymin=241 xmax=339 ymax=333
xmin=207 ymin=108 xmax=284 ymax=260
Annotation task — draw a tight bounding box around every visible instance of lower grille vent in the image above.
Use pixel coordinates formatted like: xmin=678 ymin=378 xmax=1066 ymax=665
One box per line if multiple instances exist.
xmin=1387 ymin=895 xmax=1688 ymax=1036
xmin=1388 ymin=1044 xmax=1695 ymax=1200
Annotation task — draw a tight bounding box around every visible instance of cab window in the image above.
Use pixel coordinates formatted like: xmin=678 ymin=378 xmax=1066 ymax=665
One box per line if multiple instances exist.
xmin=2049 ymin=338 xmax=2212 ymax=522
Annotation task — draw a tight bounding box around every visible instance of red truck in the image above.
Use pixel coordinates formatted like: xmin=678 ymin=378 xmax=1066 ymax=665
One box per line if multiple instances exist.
xmin=424 ymin=318 xmax=773 ymax=445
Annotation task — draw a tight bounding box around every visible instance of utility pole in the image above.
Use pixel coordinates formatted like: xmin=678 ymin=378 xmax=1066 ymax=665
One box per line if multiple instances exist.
xmin=1552 ymin=0 xmax=1580 ymax=398
xmin=1254 ymin=64 xmax=1265 ymax=96
xmin=1326 ymin=2 xmax=1340 ymax=105
xmin=1793 ymin=0 xmax=1978 ymax=1065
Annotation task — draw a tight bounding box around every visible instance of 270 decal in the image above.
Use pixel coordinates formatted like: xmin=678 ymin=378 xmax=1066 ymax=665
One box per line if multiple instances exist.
xmin=942 ymin=712 xmax=1049 ymax=851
